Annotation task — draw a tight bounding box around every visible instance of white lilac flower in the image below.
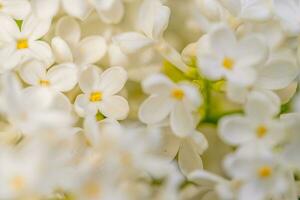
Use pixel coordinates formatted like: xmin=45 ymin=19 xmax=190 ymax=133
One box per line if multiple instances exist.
xmin=31 ymin=0 xmax=92 ymax=20
xmin=197 ymin=24 xmax=268 ymax=86
xmin=224 ymin=146 xmax=290 ymax=200
xmin=19 ymin=59 xmax=78 ymax=94
xmin=0 ymin=0 xmax=31 ymax=20
xmin=0 ymin=14 xmax=52 ymax=72
xmin=74 ymin=66 xmax=129 ymax=120
xmin=51 ymin=16 xmax=107 ymax=72
xmin=0 ymin=74 xmax=74 ymax=135
xmin=219 ymin=91 xmax=284 ymax=147
xmin=159 ymin=126 xmax=208 ymax=176
xmin=139 ymin=74 xmax=202 ymax=137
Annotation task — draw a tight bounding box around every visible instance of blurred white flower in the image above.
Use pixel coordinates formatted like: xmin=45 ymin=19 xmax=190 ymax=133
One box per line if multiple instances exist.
xmin=139 ymin=74 xmax=202 ymax=137
xmin=0 ymin=14 xmax=52 ymax=72
xmin=51 ymin=16 xmax=107 ymax=72
xmin=19 ymin=59 xmax=78 ymax=93
xmin=219 ymin=91 xmax=284 ymax=147
xmin=75 ymin=66 xmax=129 ymax=120
xmin=197 ymin=24 xmax=267 ymax=86
xmin=224 ymin=146 xmax=290 ymax=200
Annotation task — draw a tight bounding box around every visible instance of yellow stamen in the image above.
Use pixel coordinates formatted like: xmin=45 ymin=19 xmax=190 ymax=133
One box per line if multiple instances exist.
xmin=89 ymin=91 xmax=102 ymax=102
xmin=171 ymin=89 xmax=184 ymax=100
xmin=84 ymin=182 xmax=101 ymax=198
xmin=258 ymin=166 xmax=272 ymax=178
xmin=222 ymin=57 xmax=234 ymax=70
xmin=256 ymin=125 xmax=267 ymax=138
xmin=39 ymin=79 xmax=50 ymax=87
xmin=11 ymin=176 xmax=25 ymax=190
xmin=16 ymin=39 xmax=29 ymax=50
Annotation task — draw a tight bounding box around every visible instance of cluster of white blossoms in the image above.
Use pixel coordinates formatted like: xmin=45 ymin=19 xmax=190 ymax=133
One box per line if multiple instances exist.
xmin=1 ymin=0 xmax=300 ymax=200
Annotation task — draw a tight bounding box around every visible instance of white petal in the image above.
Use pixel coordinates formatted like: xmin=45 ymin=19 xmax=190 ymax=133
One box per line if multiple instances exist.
xmin=79 ymin=66 xmax=102 ymax=93
xmin=99 ymin=95 xmax=129 ymax=120
xmin=178 ymin=141 xmax=203 ymax=176
xmin=137 ymin=0 xmax=170 ymax=39
xmin=99 ymin=66 xmax=127 ymax=96
xmin=180 ymin=83 xmax=202 ymax=111
xmin=227 ymin=82 xmax=249 ymax=103
xmin=74 ymin=94 xmax=98 ymax=117
xmin=113 ymin=32 xmax=154 ymax=54
xmin=198 ymin=53 xmax=224 ymax=80
xmin=0 ymin=44 xmax=21 ymax=71
xmin=142 ymin=73 xmax=174 ymax=95
xmin=227 ymin=66 xmax=257 ymax=87
xmin=219 ymin=115 xmax=253 ymax=145
xmin=170 ymin=102 xmax=194 ymax=137
xmin=239 ymin=182 xmax=265 ymax=200
xmin=256 ymin=59 xmax=299 ymax=90
xmin=245 ymin=90 xmax=280 ymax=121
xmin=210 ymin=25 xmax=237 ymax=56
xmin=2 ymin=0 xmax=31 ymax=20
xmin=47 ymin=63 xmax=78 ymax=92
xmin=273 ymin=0 xmax=300 ymax=35
xmin=76 ymin=36 xmax=107 ymax=66
xmin=237 ymin=35 xmax=268 ymax=68
xmin=94 ymin=0 xmax=124 ymax=24
xmin=51 ymin=37 xmax=73 ymax=63
xmin=55 ymin=16 xmax=81 ymax=46
xmin=62 ymin=0 xmax=92 ymax=20
xmin=29 ymin=41 xmax=53 ymax=64
xmin=0 ymin=14 xmax=20 ymax=41
xmin=139 ymin=96 xmax=174 ymax=124
xmin=190 ymin=131 xmax=208 ymax=155
xmin=31 ymin=0 xmax=59 ymax=19
xmin=218 ymin=0 xmax=241 ymax=16
xmin=239 ymin=1 xmax=272 ymax=21
xmin=22 ymin=14 xmax=51 ymax=40
xmin=19 ymin=59 xmax=46 ymax=85
xmin=160 ymin=128 xmax=180 ymax=160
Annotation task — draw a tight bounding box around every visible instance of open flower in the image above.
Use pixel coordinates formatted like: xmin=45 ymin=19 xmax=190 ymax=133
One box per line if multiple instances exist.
xmin=0 ymin=0 xmax=31 ymax=20
xmin=219 ymin=91 xmax=284 ymax=147
xmin=224 ymin=147 xmax=290 ymax=200
xmin=74 ymin=66 xmax=129 ymax=120
xmin=139 ymin=74 xmax=202 ymax=137
xmin=51 ymin=16 xmax=107 ymax=72
xmin=197 ymin=24 xmax=268 ymax=86
xmin=0 ymin=14 xmax=52 ymax=72
xmin=19 ymin=59 xmax=78 ymax=94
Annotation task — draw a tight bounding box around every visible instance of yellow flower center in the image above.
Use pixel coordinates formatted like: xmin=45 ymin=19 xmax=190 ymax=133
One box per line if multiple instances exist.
xmin=256 ymin=125 xmax=268 ymax=138
xmin=258 ymin=166 xmax=272 ymax=178
xmin=11 ymin=176 xmax=25 ymax=190
xmin=89 ymin=91 xmax=102 ymax=102
xmin=222 ymin=57 xmax=234 ymax=70
xmin=16 ymin=39 xmax=29 ymax=50
xmin=171 ymin=89 xmax=184 ymax=100
xmin=39 ymin=79 xmax=50 ymax=87
xmin=84 ymin=182 xmax=101 ymax=198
